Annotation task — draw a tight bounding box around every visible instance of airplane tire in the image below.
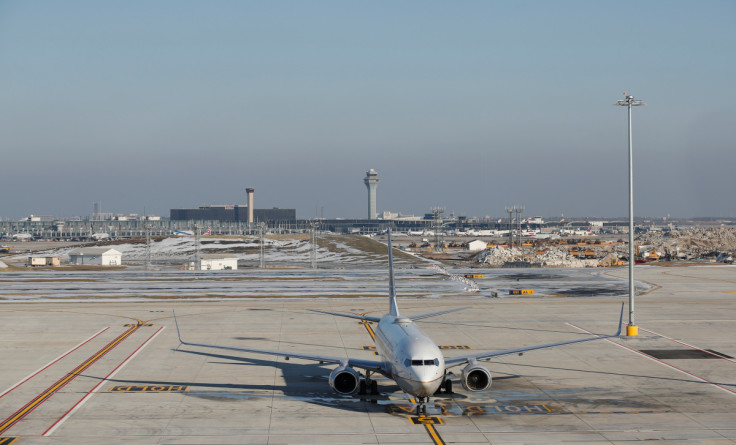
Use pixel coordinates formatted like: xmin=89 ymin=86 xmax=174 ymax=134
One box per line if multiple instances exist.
xmin=359 ymin=380 xmax=367 ymax=395
xmin=370 ymin=380 xmax=378 ymax=394
xmin=445 ymin=379 xmax=453 ymax=394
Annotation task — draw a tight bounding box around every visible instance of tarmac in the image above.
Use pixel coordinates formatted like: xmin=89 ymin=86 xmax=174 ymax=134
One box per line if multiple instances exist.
xmin=0 ymin=265 xmax=734 ymax=444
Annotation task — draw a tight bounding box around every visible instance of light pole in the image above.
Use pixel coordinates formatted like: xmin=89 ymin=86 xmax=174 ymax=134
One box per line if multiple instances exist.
xmin=615 ymin=93 xmax=645 ymax=337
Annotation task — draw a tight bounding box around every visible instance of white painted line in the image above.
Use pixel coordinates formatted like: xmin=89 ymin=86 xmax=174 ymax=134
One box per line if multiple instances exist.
xmin=43 ymin=327 xmax=165 ymax=437
xmin=0 ymin=327 xmax=109 ymax=399
xmin=639 ymin=327 xmax=736 ymax=364
xmin=566 ymin=322 xmax=736 ymax=397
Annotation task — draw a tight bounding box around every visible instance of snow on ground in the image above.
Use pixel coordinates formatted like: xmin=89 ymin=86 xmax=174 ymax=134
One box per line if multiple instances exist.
xmin=9 ymin=235 xmax=421 ymax=268
xmin=0 ymin=235 xmax=639 ymax=303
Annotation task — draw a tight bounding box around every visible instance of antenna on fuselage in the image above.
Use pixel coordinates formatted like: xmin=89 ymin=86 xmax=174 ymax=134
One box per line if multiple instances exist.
xmin=387 ymin=229 xmax=400 ymax=317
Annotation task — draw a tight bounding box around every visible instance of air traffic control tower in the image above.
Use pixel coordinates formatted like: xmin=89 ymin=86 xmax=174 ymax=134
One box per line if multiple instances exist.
xmin=364 ymin=169 xmax=380 ymax=220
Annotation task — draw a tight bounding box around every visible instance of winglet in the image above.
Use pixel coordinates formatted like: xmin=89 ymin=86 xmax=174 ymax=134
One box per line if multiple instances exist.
xmin=387 ymin=229 xmax=399 ymax=317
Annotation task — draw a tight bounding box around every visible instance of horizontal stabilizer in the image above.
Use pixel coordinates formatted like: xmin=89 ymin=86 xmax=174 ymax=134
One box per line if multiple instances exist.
xmin=309 ymin=309 xmax=381 ymax=323
xmin=410 ymin=307 xmax=471 ymax=321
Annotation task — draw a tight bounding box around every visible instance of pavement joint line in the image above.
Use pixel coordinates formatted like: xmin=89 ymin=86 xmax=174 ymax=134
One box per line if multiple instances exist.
xmin=0 ymin=327 xmax=110 ymax=399
xmin=639 ymin=327 xmax=736 ymax=364
xmin=43 ymin=326 xmax=165 ymax=437
xmin=566 ymin=322 xmax=736 ymax=397
xmin=0 ymin=324 xmax=140 ymax=435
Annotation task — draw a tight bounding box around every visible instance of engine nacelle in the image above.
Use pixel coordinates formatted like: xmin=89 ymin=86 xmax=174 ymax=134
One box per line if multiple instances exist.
xmin=328 ymin=366 xmax=361 ymax=395
xmin=461 ymin=363 xmax=492 ymax=392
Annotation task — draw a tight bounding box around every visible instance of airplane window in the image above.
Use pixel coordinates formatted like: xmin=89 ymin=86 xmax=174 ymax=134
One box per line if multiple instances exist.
xmin=405 ymin=359 xmax=411 ymax=367
xmin=434 ymin=358 xmax=439 ymax=366
xmin=423 ymin=359 xmax=435 ymax=366
xmin=411 ymin=359 xmax=423 ymax=366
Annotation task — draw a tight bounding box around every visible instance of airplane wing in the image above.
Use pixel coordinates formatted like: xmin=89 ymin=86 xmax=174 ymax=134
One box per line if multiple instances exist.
xmin=444 ymin=303 xmax=624 ymax=368
xmin=308 ymin=309 xmax=381 ymax=323
xmin=173 ymin=312 xmax=384 ymax=373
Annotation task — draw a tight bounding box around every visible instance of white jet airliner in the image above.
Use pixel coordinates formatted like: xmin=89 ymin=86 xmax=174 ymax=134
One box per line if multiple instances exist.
xmin=175 ymin=230 xmax=623 ymax=411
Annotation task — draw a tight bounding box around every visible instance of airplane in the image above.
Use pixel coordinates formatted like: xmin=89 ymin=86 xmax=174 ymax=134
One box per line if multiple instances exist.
xmin=174 ymin=228 xmax=210 ymax=236
xmin=174 ymin=230 xmax=623 ymax=412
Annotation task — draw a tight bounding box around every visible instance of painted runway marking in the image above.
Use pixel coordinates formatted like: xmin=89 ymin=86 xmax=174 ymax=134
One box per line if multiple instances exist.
xmin=567 ymin=322 xmax=736 ymax=397
xmin=109 ymin=384 xmax=188 ymax=392
xmin=0 ymin=438 xmax=17 ymax=445
xmin=410 ymin=415 xmax=443 ymax=425
xmin=0 ymin=325 xmax=140 ymax=435
xmin=357 ymin=320 xmax=376 ymax=341
xmin=405 ymin=398 xmax=446 ymax=445
xmin=423 ymin=423 xmax=446 ymax=445
xmin=0 ymin=327 xmax=109 ymax=399
xmin=43 ymin=327 xmax=165 ymax=437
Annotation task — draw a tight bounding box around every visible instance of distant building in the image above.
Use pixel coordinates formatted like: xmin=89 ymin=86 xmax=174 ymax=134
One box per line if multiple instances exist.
xmin=68 ymin=248 xmax=122 ymax=266
xmin=467 ymin=240 xmax=488 ymax=252
xmin=27 ymin=256 xmax=60 ymax=267
xmin=170 ymin=205 xmax=295 ymax=223
xmin=189 ymin=254 xmax=238 ymax=271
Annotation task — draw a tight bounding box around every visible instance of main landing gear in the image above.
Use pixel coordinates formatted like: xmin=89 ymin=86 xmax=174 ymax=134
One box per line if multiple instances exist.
xmin=434 ymin=378 xmax=453 ymax=395
xmin=358 ymin=372 xmax=379 ymax=395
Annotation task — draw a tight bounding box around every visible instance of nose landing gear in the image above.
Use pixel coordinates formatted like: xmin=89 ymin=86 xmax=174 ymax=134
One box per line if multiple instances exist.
xmin=415 ymin=397 xmax=429 ymax=415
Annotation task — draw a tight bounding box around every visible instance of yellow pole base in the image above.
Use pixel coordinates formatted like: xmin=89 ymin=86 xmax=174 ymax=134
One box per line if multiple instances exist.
xmin=626 ymin=325 xmax=638 ymax=337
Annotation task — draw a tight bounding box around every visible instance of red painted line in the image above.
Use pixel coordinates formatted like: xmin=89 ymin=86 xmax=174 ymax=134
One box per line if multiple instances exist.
xmin=0 ymin=327 xmax=110 ymax=399
xmin=43 ymin=327 xmax=165 ymax=436
xmin=567 ymin=322 xmax=736 ymax=396
xmin=639 ymin=327 xmax=736 ymax=364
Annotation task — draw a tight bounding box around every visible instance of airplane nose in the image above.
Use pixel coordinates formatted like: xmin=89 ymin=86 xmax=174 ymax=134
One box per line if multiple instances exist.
xmin=412 ymin=370 xmax=441 ymax=397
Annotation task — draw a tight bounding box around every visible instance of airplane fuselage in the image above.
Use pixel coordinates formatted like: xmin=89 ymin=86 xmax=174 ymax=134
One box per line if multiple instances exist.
xmin=374 ymin=315 xmax=445 ymax=398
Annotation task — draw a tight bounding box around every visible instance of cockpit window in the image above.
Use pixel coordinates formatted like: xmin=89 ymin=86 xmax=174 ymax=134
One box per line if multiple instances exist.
xmin=406 ymin=358 xmax=439 ymax=367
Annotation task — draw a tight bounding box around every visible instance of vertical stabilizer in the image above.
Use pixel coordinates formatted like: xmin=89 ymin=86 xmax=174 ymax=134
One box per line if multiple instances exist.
xmin=387 ymin=229 xmax=400 ymax=317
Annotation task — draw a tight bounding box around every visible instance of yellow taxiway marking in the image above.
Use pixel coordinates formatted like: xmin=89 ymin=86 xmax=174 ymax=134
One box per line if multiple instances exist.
xmin=0 ymin=438 xmax=17 ymax=445
xmin=423 ymin=423 xmax=445 ymax=445
xmin=0 ymin=324 xmax=141 ymax=435
xmin=357 ymin=320 xmax=376 ymax=341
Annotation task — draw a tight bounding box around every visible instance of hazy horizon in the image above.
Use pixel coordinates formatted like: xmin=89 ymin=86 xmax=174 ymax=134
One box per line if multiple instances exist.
xmin=2 ymin=1 xmax=734 ymax=221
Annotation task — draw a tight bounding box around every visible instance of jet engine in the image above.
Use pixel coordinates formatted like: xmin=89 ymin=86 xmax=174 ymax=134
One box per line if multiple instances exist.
xmin=461 ymin=363 xmax=492 ymax=391
xmin=328 ymin=366 xmax=361 ymax=394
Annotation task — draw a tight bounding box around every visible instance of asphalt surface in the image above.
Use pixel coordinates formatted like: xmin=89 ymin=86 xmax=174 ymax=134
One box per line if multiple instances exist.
xmin=0 ymin=265 xmax=734 ymax=444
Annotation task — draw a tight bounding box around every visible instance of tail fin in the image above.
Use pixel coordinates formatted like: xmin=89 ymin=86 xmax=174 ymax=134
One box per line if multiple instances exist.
xmin=387 ymin=229 xmax=399 ymax=317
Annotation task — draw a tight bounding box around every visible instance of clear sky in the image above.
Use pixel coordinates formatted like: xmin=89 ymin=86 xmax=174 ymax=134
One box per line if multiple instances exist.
xmin=1 ymin=1 xmax=734 ymax=220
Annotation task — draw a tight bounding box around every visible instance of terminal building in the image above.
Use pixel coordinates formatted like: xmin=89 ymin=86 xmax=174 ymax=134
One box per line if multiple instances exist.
xmin=170 ymin=205 xmax=295 ymax=223
xmin=170 ymin=187 xmax=296 ymax=224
